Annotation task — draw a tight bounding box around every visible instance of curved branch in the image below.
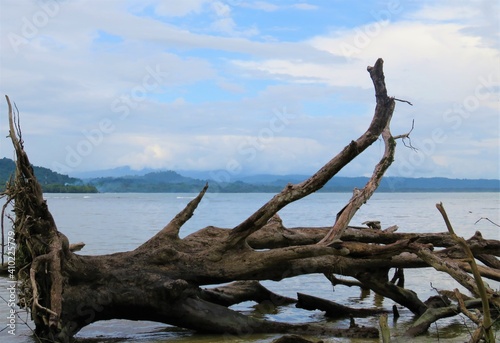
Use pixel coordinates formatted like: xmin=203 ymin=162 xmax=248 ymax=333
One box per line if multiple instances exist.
xmin=140 ymin=183 xmax=209 ymax=247
xmin=165 ymin=183 xmax=208 ymax=237
xmin=318 ymin=98 xmax=417 ymax=245
xmin=405 ymin=298 xmax=484 ymax=337
xmin=436 ymin=203 xmax=495 ymax=342
xmin=228 ymin=58 xmax=395 ymax=246
xmin=318 ymin=124 xmax=395 ymax=245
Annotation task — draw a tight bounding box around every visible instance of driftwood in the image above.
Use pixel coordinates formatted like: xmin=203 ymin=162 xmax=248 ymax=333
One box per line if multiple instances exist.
xmin=271 ymin=335 xmax=320 ymax=343
xmin=296 ymin=292 xmax=388 ymax=318
xmin=201 ymin=280 xmax=296 ymax=307
xmin=405 ymin=298 xmax=484 ymax=337
xmin=2 ymin=59 xmax=499 ymax=342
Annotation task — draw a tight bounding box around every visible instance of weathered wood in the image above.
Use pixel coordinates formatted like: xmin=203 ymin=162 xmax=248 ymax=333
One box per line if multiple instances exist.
xmin=271 ymin=335 xmax=319 ymax=343
xmin=296 ymin=293 xmax=388 ymax=318
xmin=477 ymin=254 xmax=500 ymax=270
xmin=356 ymin=268 xmax=428 ymax=316
xmin=201 ymin=281 xmax=296 ymax=307
xmin=436 ymin=203 xmax=495 ymax=343
xmin=228 ymin=58 xmax=395 ymax=247
xmin=69 ymin=242 xmax=85 ymax=252
xmin=405 ymin=299 xmax=484 ymax=337
xmin=409 ymin=242 xmax=499 ymax=303
xmin=323 ymin=273 xmax=366 ymax=289
xmin=379 ymin=313 xmax=391 ymax=343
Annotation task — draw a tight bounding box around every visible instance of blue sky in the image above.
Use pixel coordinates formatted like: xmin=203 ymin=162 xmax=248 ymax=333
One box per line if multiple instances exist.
xmin=0 ymin=0 xmax=498 ymax=179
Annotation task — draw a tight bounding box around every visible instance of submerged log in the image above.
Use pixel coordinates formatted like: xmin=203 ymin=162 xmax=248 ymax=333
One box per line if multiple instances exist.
xmin=296 ymin=293 xmax=388 ymax=318
xmin=201 ymin=280 xmax=296 ymax=307
xmin=271 ymin=335 xmax=320 ymax=343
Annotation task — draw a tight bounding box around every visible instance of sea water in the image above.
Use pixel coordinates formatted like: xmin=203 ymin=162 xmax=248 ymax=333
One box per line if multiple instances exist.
xmin=1 ymin=192 xmax=499 ymax=342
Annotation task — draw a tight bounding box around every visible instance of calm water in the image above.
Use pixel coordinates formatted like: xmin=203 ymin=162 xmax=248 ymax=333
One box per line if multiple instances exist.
xmin=1 ymin=192 xmax=499 ymax=342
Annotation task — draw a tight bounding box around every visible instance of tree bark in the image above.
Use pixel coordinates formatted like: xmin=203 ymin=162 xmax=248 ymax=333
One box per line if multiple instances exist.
xmin=3 ymin=58 xmax=499 ymax=342
xmin=296 ymin=293 xmax=388 ymax=318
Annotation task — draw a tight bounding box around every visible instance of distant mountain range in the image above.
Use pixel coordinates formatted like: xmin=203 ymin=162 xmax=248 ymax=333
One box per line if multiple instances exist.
xmin=75 ymin=166 xmax=500 ymax=193
xmin=1 ymin=158 xmax=498 ymax=193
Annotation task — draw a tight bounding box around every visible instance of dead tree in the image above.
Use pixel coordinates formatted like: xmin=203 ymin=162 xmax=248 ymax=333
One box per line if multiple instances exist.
xmin=2 ymin=59 xmax=499 ymax=343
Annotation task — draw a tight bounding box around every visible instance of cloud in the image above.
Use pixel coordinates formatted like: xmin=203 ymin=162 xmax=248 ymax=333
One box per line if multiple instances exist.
xmin=241 ymin=1 xmax=318 ymax=12
xmin=152 ymin=0 xmax=210 ymax=17
xmin=0 ymin=0 xmax=498 ymax=179
xmin=408 ymin=0 xmax=500 ymax=49
xmin=242 ymin=1 xmax=280 ymax=12
xmin=237 ymin=21 xmax=498 ymax=102
xmin=291 ymin=3 xmax=318 ymax=11
xmin=112 ymin=132 xmax=327 ymax=174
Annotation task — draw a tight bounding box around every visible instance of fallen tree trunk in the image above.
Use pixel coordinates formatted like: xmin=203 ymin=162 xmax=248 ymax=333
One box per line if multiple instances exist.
xmin=3 ymin=59 xmax=499 ymax=342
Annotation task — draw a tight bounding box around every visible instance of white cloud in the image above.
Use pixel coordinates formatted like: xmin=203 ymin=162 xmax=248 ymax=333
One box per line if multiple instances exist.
xmin=211 ymin=1 xmax=232 ymax=17
xmin=410 ymin=5 xmax=479 ymax=22
xmin=244 ymin=1 xmax=280 ymax=12
xmin=0 ymin=0 xmax=498 ymax=179
xmin=153 ymin=0 xmax=210 ymax=17
xmin=117 ymin=142 xmax=175 ymax=170
xmin=113 ymin=132 xmax=327 ymax=174
xmin=233 ymin=19 xmax=499 ymax=104
xmin=242 ymin=1 xmax=318 ymax=12
xmin=291 ymin=3 xmax=318 ymax=11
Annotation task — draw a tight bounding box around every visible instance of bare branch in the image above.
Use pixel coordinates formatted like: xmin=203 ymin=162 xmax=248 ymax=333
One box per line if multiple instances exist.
xmin=405 ymin=298 xmax=484 ymax=337
xmin=475 ymin=217 xmax=500 ymax=227
xmin=454 ymin=289 xmax=482 ymax=326
xmin=394 ymin=119 xmax=417 ymax=151
xmin=163 ymin=183 xmax=207 ymax=238
xmin=394 ymin=98 xmax=413 ymax=106
xmin=228 ymin=58 xmax=396 ymax=247
xmin=436 ymin=203 xmax=496 ymax=342
xmin=318 ymin=115 xmax=395 ymax=245
xmin=323 ymin=273 xmax=364 ymax=288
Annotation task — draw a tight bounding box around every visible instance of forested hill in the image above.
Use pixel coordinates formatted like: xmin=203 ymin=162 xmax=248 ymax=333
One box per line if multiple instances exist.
xmin=86 ymin=170 xmax=500 ymax=193
xmin=1 ymin=158 xmax=498 ymax=193
xmin=0 ymin=158 xmax=97 ymax=193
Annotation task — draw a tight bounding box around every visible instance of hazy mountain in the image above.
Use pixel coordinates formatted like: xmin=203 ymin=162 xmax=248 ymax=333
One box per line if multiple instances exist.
xmin=77 ymin=165 xmax=500 ymax=193
xmin=88 ymin=170 xmax=206 ymax=193
xmin=70 ymin=166 xmax=156 ymax=179
xmin=176 ymin=170 xmax=309 ymax=184
xmin=8 ymin=162 xmax=496 ymax=193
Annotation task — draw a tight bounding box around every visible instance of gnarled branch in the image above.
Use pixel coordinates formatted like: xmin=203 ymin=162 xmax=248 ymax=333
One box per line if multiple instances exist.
xmin=228 ymin=58 xmax=396 ymax=247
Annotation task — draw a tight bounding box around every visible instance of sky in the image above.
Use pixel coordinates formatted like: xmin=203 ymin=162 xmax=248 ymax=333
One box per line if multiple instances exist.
xmin=0 ymin=0 xmax=498 ymax=180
